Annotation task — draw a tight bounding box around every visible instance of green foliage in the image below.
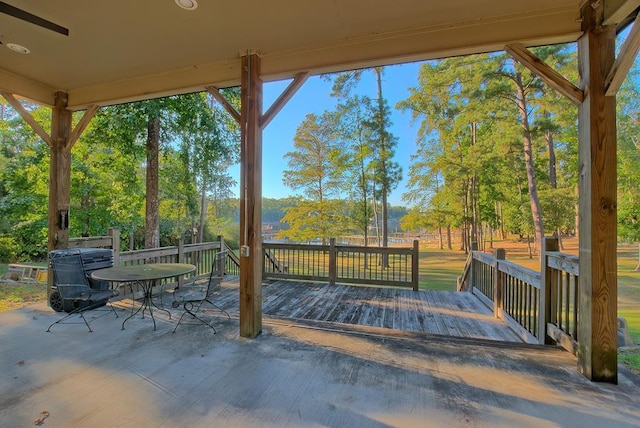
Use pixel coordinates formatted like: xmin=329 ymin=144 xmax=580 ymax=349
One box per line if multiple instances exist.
xmin=400 ymin=208 xmax=428 ymax=232
xmin=278 ymin=199 xmax=352 ymax=244
xmin=397 ymin=47 xmax=578 ymax=253
xmin=0 ymin=92 xmax=240 ymax=257
xmin=617 ymin=60 xmax=640 ymax=243
xmin=283 ymin=112 xmax=347 ymax=200
xmin=325 ymin=68 xmax=403 ymax=246
xmin=0 ymin=236 xmax=18 ymax=263
xmin=11 ymin=219 xmax=48 ymax=261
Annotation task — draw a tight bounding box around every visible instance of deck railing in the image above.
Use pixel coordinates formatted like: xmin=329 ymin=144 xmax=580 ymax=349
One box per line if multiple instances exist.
xmin=68 ymin=228 xmax=240 ymax=296
xmin=263 ymin=239 xmax=419 ymax=290
xmin=543 ymin=242 xmax=579 ymax=353
xmin=458 ymin=237 xmax=578 ymax=352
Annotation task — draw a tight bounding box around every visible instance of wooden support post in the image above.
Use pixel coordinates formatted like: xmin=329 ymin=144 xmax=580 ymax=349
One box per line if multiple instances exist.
xmin=577 ymin=3 xmax=618 ymax=383
xmin=47 ymin=91 xmax=72 ymax=301
xmin=108 ymin=227 xmax=121 ymax=266
xmin=218 ymin=235 xmax=225 ymax=275
xmin=493 ymin=248 xmax=505 ymax=318
xmin=412 ymin=240 xmax=419 ymax=291
xmin=177 ymin=237 xmax=185 ymax=264
xmin=239 ymin=53 xmax=263 ymax=338
xmin=329 ymin=238 xmax=337 ymax=285
xmin=469 ymin=242 xmax=478 ymax=291
xmin=539 ymin=237 xmax=559 ymax=344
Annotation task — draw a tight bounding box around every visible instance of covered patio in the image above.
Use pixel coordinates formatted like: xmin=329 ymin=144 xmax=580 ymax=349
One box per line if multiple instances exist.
xmin=0 ymin=0 xmax=636 ymax=384
xmin=1 ymin=299 xmax=639 ymax=427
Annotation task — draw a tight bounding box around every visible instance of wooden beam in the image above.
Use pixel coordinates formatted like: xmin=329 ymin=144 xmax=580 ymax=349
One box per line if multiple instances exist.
xmin=67 ymin=104 xmax=99 ymax=149
xmin=505 ymin=43 xmax=584 ymax=106
xmin=47 ymin=91 xmax=73 ymax=302
xmin=603 ymin=0 xmax=640 ymax=25
xmin=605 ymin=12 xmax=640 ymax=96
xmin=260 ymin=72 xmax=309 ymax=130
xmin=205 ymin=86 xmax=241 ymax=124
xmin=239 ymin=53 xmax=263 ymax=338
xmin=577 ymin=3 xmax=618 ymax=383
xmin=0 ymin=91 xmax=53 ymax=146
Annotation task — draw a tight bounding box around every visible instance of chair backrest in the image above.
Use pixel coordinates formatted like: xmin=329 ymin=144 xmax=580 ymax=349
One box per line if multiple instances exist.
xmin=51 ymin=253 xmax=89 ymax=286
xmin=204 ymin=250 xmax=226 ymax=295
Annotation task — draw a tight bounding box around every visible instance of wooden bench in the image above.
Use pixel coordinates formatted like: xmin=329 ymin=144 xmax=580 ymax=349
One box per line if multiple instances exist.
xmin=3 ymin=264 xmax=48 ymax=283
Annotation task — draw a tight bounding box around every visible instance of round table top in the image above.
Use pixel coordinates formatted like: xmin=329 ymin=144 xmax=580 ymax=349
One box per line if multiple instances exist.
xmin=91 ymin=263 xmax=196 ymax=282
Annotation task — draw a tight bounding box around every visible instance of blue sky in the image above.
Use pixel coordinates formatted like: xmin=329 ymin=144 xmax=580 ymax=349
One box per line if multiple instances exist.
xmin=228 ymin=62 xmax=424 ymax=206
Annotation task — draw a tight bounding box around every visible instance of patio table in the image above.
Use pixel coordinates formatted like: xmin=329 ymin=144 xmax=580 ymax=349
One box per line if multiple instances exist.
xmin=91 ymin=263 xmax=196 ymax=330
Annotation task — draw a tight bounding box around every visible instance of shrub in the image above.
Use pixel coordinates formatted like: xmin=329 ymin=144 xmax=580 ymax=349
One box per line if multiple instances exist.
xmin=0 ymin=236 xmax=18 ymax=263
xmin=11 ymin=219 xmax=48 ymax=261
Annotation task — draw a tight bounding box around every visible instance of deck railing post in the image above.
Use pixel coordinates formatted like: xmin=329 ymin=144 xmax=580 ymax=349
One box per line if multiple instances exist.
xmin=177 ymin=237 xmax=185 ymax=264
xmin=469 ymin=242 xmax=478 ymax=291
xmin=218 ymin=235 xmax=225 ymax=275
xmin=108 ymin=227 xmax=120 ymax=266
xmin=412 ymin=240 xmax=419 ymax=291
xmin=539 ymin=236 xmax=558 ymax=344
xmin=493 ymin=248 xmax=505 ymax=318
xmin=329 ymin=238 xmax=337 ymax=285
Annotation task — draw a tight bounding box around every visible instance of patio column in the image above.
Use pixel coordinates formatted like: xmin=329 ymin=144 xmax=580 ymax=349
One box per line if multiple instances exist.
xmin=47 ymin=91 xmax=72 ymax=300
xmin=48 ymin=91 xmax=72 ymax=252
xmin=239 ymin=52 xmax=263 ymax=338
xmin=577 ymin=3 xmax=618 ymax=383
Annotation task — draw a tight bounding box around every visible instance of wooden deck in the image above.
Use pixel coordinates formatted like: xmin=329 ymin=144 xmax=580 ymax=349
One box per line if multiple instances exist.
xmin=214 ymin=279 xmax=523 ymax=343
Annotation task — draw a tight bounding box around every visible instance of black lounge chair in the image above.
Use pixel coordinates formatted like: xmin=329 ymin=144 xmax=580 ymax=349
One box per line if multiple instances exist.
xmin=46 ymin=253 xmax=119 ymax=332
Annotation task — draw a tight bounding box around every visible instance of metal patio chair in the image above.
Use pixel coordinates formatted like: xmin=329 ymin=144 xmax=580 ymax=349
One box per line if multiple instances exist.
xmin=170 ymin=251 xmax=230 ymax=333
xmin=46 ymin=253 xmax=119 ymax=333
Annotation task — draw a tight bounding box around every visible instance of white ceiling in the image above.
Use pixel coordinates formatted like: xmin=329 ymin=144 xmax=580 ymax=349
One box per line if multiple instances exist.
xmin=0 ymin=1 xmax=586 ymax=109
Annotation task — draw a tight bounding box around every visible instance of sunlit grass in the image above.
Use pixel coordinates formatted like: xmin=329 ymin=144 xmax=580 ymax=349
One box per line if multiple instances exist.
xmin=619 ymin=349 xmax=640 ymax=375
xmin=617 ymin=244 xmax=640 ymax=343
xmin=0 ymin=281 xmax=46 ymax=312
xmin=418 ymin=247 xmax=467 ymax=291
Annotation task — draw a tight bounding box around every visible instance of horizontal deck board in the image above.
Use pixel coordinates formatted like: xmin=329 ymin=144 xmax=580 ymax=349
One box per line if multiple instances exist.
xmin=210 ymin=279 xmax=522 ymax=343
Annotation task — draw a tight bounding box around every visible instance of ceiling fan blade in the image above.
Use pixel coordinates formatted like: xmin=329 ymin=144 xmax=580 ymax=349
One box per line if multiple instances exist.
xmin=0 ymin=1 xmax=69 ymax=36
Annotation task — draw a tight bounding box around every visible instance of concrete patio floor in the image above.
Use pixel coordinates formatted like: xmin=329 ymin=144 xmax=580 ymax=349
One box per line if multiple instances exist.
xmin=1 ymin=302 xmax=639 ymax=428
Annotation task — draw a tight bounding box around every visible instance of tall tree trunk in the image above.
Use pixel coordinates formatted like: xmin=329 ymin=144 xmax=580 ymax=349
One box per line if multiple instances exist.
xmin=544 ymin=112 xmax=564 ymax=249
xmin=438 ymin=225 xmax=443 ymax=249
xmin=446 ymin=225 xmax=452 ymax=250
xmin=515 ymin=72 xmax=544 ymax=257
xmin=489 ymin=223 xmax=494 ymax=248
xmin=372 ymin=193 xmax=380 ymax=245
xmin=498 ymin=201 xmax=506 ymax=239
xmin=145 ymin=117 xmax=160 ymax=249
xmin=469 ymin=122 xmax=479 ymax=244
xmin=374 ymin=68 xmax=390 ymax=267
xmin=544 ymin=112 xmax=558 ymax=188
xmin=360 ymin=138 xmax=369 ymax=269
xmin=129 ymin=222 xmax=135 ymax=251
xmin=198 ymin=181 xmax=207 ymax=243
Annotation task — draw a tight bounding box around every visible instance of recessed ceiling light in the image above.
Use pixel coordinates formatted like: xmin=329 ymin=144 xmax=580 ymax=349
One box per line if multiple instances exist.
xmin=6 ymin=43 xmax=30 ymax=54
xmin=175 ymin=0 xmax=198 ymax=10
